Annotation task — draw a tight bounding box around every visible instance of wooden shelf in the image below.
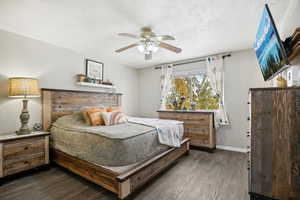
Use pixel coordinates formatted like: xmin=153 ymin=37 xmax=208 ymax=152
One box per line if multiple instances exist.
xmin=76 ymin=82 xmax=115 ymax=89
xmin=288 ymin=41 xmax=300 ymax=62
xmin=288 ymin=27 xmax=300 ymax=62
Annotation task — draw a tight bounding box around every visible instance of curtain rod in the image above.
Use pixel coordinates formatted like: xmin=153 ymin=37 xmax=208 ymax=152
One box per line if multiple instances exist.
xmin=154 ymin=53 xmax=231 ymax=70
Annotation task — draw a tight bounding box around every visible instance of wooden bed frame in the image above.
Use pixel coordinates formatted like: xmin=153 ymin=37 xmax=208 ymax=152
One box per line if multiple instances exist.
xmin=42 ymin=88 xmax=190 ymax=199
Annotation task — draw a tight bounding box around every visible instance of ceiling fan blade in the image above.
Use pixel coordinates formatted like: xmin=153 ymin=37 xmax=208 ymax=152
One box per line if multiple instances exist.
xmin=159 ymin=42 xmax=182 ymax=53
xmin=156 ymin=35 xmax=175 ymax=40
xmin=118 ymin=33 xmax=140 ymax=39
xmin=115 ymin=43 xmax=139 ymax=53
xmin=145 ymin=53 xmax=152 ymax=60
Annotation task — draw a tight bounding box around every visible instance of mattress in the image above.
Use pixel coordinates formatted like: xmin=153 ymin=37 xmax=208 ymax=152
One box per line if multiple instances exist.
xmin=50 ymin=113 xmax=183 ymax=166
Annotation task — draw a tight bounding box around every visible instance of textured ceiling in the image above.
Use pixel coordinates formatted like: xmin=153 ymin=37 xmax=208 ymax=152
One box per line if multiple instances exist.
xmin=0 ymin=0 xmax=296 ymax=68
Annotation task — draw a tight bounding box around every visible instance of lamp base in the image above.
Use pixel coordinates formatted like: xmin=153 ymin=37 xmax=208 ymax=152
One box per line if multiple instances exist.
xmin=17 ymin=99 xmax=32 ymax=135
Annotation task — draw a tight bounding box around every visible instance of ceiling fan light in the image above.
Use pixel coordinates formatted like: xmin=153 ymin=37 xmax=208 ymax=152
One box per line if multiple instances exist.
xmin=116 ymin=28 xmax=181 ymax=57
xmin=137 ymin=41 xmax=159 ymax=54
xmin=137 ymin=45 xmax=145 ymax=53
xmin=148 ymin=44 xmax=159 ymax=53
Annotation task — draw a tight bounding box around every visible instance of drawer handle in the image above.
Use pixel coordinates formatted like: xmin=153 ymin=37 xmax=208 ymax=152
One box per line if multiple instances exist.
xmin=24 ymin=146 xmax=29 ymax=150
xmin=24 ymin=161 xmax=29 ymax=164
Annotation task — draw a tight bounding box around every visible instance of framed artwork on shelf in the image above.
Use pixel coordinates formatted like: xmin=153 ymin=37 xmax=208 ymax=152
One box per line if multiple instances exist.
xmin=85 ymin=59 xmax=104 ymax=81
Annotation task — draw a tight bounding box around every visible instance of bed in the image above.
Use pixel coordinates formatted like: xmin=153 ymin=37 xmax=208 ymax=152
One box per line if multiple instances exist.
xmin=42 ymin=88 xmax=190 ymax=199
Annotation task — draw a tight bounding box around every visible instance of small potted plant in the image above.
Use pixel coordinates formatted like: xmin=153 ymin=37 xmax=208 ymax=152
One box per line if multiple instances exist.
xmin=77 ymin=74 xmax=86 ymax=82
xmin=191 ymin=102 xmax=196 ymax=111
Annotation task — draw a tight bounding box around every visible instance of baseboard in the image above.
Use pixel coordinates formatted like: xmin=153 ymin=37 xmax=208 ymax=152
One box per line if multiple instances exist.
xmin=216 ymin=145 xmax=248 ymax=153
xmin=249 ymin=192 xmax=278 ymax=200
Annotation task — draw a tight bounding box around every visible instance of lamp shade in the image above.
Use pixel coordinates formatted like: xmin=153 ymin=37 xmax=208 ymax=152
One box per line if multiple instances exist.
xmin=9 ymin=77 xmax=40 ymax=98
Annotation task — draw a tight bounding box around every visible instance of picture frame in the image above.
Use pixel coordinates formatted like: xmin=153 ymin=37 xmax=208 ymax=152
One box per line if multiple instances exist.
xmin=85 ymin=59 xmax=104 ymax=81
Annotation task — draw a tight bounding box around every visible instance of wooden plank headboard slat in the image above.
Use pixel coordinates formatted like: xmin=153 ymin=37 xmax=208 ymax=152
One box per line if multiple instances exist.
xmin=42 ymin=90 xmax=52 ymax=131
xmin=41 ymin=88 xmax=122 ymax=131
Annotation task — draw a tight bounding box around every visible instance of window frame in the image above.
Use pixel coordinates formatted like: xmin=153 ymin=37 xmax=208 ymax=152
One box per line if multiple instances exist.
xmin=166 ymin=71 xmax=220 ymax=111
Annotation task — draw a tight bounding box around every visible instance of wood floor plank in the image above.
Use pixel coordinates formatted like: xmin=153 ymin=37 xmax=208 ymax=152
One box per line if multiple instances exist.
xmin=0 ymin=150 xmax=248 ymax=200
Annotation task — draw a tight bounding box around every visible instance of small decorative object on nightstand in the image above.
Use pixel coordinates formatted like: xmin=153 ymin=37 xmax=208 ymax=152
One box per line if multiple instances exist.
xmin=33 ymin=123 xmax=43 ymax=131
xmin=8 ymin=77 xmax=40 ymax=135
xmin=0 ymin=132 xmax=50 ymax=178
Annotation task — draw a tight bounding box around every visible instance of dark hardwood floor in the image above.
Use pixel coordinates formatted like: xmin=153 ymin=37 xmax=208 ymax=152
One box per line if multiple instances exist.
xmin=0 ymin=150 xmax=249 ymax=200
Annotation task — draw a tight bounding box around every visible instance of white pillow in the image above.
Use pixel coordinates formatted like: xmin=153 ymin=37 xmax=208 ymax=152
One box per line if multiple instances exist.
xmin=101 ymin=111 xmax=128 ymax=126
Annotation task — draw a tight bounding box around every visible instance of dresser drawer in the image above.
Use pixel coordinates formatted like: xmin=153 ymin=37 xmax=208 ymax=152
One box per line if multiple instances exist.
xmin=159 ymin=115 xmax=180 ymax=121
xmin=184 ymin=133 xmax=210 ymax=146
xmin=184 ymin=132 xmax=209 ymax=141
xmin=158 ymin=111 xmax=215 ymax=151
xmin=159 ymin=112 xmax=190 ymax=120
xmin=190 ymin=139 xmax=212 ymax=148
xmin=3 ymin=136 xmax=45 ymax=160
xmin=184 ymin=127 xmax=209 ymax=135
xmin=3 ymin=153 xmax=45 ymax=176
xmin=159 ymin=112 xmax=211 ymax=122
xmin=186 ymin=113 xmax=210 ymax=121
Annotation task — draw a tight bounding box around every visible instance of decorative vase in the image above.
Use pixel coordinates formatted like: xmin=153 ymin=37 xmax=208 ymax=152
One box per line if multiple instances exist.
xmin=277 ymin=76 xmax=287 ymax=88
xmin=191 ymin=102 xmax=196 ymax=111
xmin=77 ymin=74 xmax=86 ymax=82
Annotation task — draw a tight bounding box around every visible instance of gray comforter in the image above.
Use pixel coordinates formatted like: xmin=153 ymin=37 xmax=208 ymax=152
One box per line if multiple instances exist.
xmin=50 ymin=113 xmax=182 ymax=166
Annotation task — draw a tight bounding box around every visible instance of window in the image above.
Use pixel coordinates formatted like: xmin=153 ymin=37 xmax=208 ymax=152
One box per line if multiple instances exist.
xmin=165 ymin=73 xmax=219 ymax=111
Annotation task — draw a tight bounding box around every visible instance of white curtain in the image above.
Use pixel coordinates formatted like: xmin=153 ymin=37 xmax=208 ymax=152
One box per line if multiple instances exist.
xmin=206 ymin=56 xmax=229 ymax=128
xmin=160 ymin=64 xmax=173 ymax=110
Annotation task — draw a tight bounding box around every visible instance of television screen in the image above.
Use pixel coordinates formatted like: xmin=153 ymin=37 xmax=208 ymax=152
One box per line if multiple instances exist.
xmin=253 ymin=4 xmax=289 ymax=81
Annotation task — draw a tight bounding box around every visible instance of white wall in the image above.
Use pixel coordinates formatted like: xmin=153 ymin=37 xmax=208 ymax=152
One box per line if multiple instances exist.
xmin=0 ymin=29 xmax=139 ymax=135
xmin=138 ymin=49 xmax=270 ymax=149
xmin=218 ymin=50 xmax=270 ymax=148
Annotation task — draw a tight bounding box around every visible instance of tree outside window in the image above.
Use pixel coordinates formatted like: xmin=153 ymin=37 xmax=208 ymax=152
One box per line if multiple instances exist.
xmin=165 ymin=74 xmax=219 ymax=110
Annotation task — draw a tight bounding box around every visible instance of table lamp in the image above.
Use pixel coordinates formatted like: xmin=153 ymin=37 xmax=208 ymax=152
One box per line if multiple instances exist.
xmin=8 ymin=77 xmax=40 ymax=135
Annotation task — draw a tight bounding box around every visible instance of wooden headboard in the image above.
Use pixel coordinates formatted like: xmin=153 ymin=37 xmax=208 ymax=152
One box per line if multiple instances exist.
xmin=42 ymin=88 xmax=122 ymax=131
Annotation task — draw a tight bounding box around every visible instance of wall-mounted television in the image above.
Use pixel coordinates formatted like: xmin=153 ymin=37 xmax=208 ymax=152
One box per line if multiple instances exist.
xmin=253 ymin=4 xmax=289 ymax=81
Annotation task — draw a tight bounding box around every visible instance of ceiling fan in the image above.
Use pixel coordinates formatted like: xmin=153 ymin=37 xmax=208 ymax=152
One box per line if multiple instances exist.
xmin=115 ymin=27 xmax=182 ymax=60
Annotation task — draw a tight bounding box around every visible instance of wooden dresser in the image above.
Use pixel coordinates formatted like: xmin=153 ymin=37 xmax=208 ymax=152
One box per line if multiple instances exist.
xmin=0 ymin=132 xmax=50 ymax=178
xmin=158 ymin=110 xmax=215 ymax=151
xmin=249 ymin=88 xmax=300 ymax=200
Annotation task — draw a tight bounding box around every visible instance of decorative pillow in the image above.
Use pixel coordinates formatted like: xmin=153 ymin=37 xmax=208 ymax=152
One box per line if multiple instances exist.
xmin=106 ymin=106 xmax=122 ymax=112
xmin=82 ymin=110 xmax=92 ymax=125
xmin=85 ymin=108 xmax=107 ymax=126
xmin=101 ymin=111 xmax=128 ymax=126
xmin=82 ymin=108 xmax=104 ymax=125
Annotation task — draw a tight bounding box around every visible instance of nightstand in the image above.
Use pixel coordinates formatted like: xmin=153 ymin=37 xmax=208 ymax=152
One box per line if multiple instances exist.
xmin=0 ymin=132 xmax=50 ymax=178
